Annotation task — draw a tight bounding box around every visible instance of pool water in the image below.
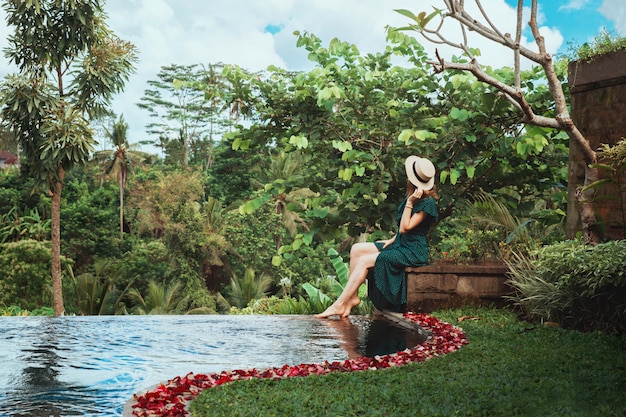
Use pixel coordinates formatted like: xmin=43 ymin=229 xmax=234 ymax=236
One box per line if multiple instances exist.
xmin=0 ymin=314 xmax=424 ymax=417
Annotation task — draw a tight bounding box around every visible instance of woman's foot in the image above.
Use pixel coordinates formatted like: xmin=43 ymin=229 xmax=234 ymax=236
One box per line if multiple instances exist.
xmin=314 ymin=305 xmax=344 ymax=319
xmin=315 ymin=297 xmax=360 ymax=319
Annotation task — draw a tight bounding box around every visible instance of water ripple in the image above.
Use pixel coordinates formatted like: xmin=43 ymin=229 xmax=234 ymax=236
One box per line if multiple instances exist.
xmin=0 ymin=314 xmax=420 ymax=416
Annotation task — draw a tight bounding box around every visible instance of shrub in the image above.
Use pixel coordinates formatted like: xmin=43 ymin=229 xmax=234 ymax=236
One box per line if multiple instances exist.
xmin=0 ymin=240 xmax=72 ymax=311
xmin=0 ymin=305 xmax=54 ymax=316
xmin=569 ymin=29 xmax=626 ymax=63
xmin=223 ymin=203 xmax=288 ymax=287
xmin=506 ymin=239 xmax=626 ymax=334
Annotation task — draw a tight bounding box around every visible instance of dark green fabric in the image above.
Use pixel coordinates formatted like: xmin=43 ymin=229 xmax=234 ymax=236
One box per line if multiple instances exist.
xmin=367 ymin=196 xmax=438 ymax=311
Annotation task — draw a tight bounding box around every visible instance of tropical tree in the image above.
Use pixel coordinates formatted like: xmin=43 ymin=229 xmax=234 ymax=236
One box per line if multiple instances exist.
xmin=225 ymin=267 xmax=274 ymax=309
xmin=127 ymin=278 xmax=186 ymax=314
xmin=70 ymin=259 xmax=128 ymax=315
xmin=227 ymin=35 xmax=443 ymax=241
xmin=222 ymin=31 xmax=567 ymax=262
xmin=392 ymin=0 xmax=600 ymax=243
xmin=93 ymin=114 xmax=152 ymax=239
xmin=205 ymin=135 xmax=261 ymax=207
xmin=124 ymin=169 xmax=229 ymax=306
xmin=137 ymin=64 xmax=229 ymax=167
xmin=60 ymin=169 xmax=123 ymax=272
xmin=249 ymin=150 xmax=314 ymax=239
xmin=0 ymin=0 xmax=137 ymax=315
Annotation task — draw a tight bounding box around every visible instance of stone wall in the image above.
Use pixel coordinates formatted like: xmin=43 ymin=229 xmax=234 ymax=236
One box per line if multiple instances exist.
xmin=405 ymin=262 xmax=511 ymax=313
xmin=567 ymin=50 xmax=626 ymax=240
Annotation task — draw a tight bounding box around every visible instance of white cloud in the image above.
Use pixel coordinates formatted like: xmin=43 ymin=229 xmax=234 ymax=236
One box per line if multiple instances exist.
xmin=559 ymin=0 xmax=591 ymax=12
xmin=0 ymin=0 xmax=603 ymax=152
xmin=599 ymin=0 xmax=626 ymax=35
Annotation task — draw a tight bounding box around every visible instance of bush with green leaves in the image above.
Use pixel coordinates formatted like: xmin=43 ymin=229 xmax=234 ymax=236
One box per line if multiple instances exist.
xmin=0 ymin=240 xmax=72 ymax=311
xmin=431 ymin=222 xmax=503 ymax=264
xmin=431 ymin=190 xmax=567 ymax=264
xmin=227 ymin=295 xmax=288 ymax=315
xmin=507 ymin=239 xmax=626 ymax=334
xmin=268 ymin=248 xmax=373 ymax=315
xmin=0 ymin=305 xmax=54 ymax=316
xmin=114 ymin=240 xmax=170 ymax=299
xmin=223 ymin=202 xmax=285 ymax=280
xmin=61 ymin=185 xmax=122 ymax=272
xmin=568 ymin=28 xmax=626 ymax=63
xmin=278 ymin=241 xmax=335 ymax=298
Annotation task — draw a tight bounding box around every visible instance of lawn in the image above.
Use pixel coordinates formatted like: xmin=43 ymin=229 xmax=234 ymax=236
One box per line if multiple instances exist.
xmin=190 ymin=306 xmax=626 ymax=417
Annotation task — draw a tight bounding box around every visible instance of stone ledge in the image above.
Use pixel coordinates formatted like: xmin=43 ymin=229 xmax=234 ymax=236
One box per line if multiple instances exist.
xmin=568 ymin=49 xmax=626 ymax=90
xmin=406 ymin=262 xmax=511 ymax=312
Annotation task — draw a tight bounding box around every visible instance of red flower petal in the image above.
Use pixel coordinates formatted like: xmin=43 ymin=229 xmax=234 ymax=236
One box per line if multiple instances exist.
xmin=131 ymin=313 xmax=468 ymax=417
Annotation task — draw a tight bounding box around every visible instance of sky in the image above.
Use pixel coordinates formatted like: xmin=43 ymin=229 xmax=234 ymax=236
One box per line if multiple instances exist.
xmin=0 ymin=0 xmax=624 ymax=154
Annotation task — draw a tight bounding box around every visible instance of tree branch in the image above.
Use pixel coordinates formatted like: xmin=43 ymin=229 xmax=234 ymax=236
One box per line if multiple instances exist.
xmin=429 ymin=54 xmax=561 ymax=129
xmin=514 ymin=0 xmax=523 ymax=89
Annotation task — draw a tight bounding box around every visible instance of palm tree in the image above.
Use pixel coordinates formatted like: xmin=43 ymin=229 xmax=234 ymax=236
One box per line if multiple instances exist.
xmin=127 ymin=278 xmax=187 ymax=314
xmin=226 ymin=267 xmax=273 ymax=309
xmin=70 ymin=259 xmax=129 ymax=315
xmin=251 ymin=151 xmax=315 ymax=244
xmin=93 ymin=115 xmax=152 ymax=240
xmin=468 ymin=191 xmax=552 ymax=256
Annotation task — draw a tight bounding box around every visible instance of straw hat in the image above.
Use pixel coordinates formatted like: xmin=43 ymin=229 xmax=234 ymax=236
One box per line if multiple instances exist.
xmin=405 ymin=156 xmax=436 ymax=190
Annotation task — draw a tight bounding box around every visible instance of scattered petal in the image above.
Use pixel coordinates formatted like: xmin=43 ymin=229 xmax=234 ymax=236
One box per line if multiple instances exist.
xmin=130 ymin=313 xmax=468 ymax=417
xmin=458 ymin=316 xmax=480 ymax=322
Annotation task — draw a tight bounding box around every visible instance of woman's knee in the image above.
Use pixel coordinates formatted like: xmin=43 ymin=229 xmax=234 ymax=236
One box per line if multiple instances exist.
xmin=354 ymin=252 xmax=379 ymax=271
xmin=350 ymin=242 xmax=377 ymax=258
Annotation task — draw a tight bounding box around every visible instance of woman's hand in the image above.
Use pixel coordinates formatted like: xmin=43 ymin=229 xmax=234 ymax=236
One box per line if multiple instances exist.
xmin=407 ymin=187 xmax=423 ymax=205
xmin=381 ymin=236 xmax=395 ymax=248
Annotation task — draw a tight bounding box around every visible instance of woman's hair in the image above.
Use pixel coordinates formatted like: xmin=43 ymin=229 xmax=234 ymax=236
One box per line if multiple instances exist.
xmin=406 ymin=181 xmax=439 ymax=201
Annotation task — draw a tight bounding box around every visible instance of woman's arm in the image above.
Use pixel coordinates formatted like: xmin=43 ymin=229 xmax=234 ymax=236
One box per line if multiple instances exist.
xmin=399 ymin=188 xmax=427 ymax=233
xmin=399 ymin=208 xmax=427 ymax=233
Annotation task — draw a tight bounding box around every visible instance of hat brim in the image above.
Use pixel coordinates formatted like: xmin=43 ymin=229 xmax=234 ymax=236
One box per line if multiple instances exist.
xmin=405 ymin=156 xmax=435 ymax=190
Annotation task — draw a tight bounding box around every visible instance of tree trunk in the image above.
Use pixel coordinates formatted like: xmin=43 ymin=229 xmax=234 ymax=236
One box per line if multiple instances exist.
xmin=575 ymin=165 xmax=602 ymax=244
xmin=51 ymin=167 xmax=66 ymax=316
xmin=120 ymin=175 xmax=124 ymax=240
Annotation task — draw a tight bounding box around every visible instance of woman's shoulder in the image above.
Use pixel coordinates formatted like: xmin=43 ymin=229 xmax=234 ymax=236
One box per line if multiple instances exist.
xmin=415 ymin=196 xmax=438 ymax=218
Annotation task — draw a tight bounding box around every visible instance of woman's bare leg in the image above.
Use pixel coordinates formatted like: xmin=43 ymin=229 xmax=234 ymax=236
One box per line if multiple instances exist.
xmin=349 ymin=242 xmax=378 ymax=274
xmin=316 ymin=243 xmax=379 ymax=318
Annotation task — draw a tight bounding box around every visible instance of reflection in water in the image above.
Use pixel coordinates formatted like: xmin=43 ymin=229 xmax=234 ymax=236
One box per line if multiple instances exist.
xmin=321 ymin=315 xmax=428 ymax=359
xmin=3 ymin=318 xmax=102 ymax=417
xmin=0 ymin=315 xmax=426 ymax=416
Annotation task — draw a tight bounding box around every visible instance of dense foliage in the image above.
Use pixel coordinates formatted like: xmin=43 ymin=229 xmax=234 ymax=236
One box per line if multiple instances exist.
xmin=0 ymin=15 xmax=605 ymax=321
xmin=507 ymin=239 xmax=626 ymax=334
xmin=0 ymin=240 xmax=71 ymax=310
xmin=0 ymin=0 xmax=138 ymax=315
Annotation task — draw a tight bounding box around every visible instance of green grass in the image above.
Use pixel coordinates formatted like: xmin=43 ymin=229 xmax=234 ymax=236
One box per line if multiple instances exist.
xmin=190 ymin=306 xmax=626 ymax=417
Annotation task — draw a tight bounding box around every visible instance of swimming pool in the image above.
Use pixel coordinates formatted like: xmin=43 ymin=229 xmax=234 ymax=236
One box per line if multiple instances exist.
xmin=0 ymin=314 xmax=422 ymax=416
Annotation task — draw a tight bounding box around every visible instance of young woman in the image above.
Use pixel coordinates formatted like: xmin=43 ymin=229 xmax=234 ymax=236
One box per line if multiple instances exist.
xmin=316 ymin=156 xmax=439 ymax=318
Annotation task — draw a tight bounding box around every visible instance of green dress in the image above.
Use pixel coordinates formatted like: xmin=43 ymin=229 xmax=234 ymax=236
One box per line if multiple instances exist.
xmin=367 ymin=196 xmax=438 ymax=312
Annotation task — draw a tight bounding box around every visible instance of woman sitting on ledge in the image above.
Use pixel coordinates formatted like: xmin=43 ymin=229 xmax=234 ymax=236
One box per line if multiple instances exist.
xmin=316 ymin=156 xmax=439 ymax=319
